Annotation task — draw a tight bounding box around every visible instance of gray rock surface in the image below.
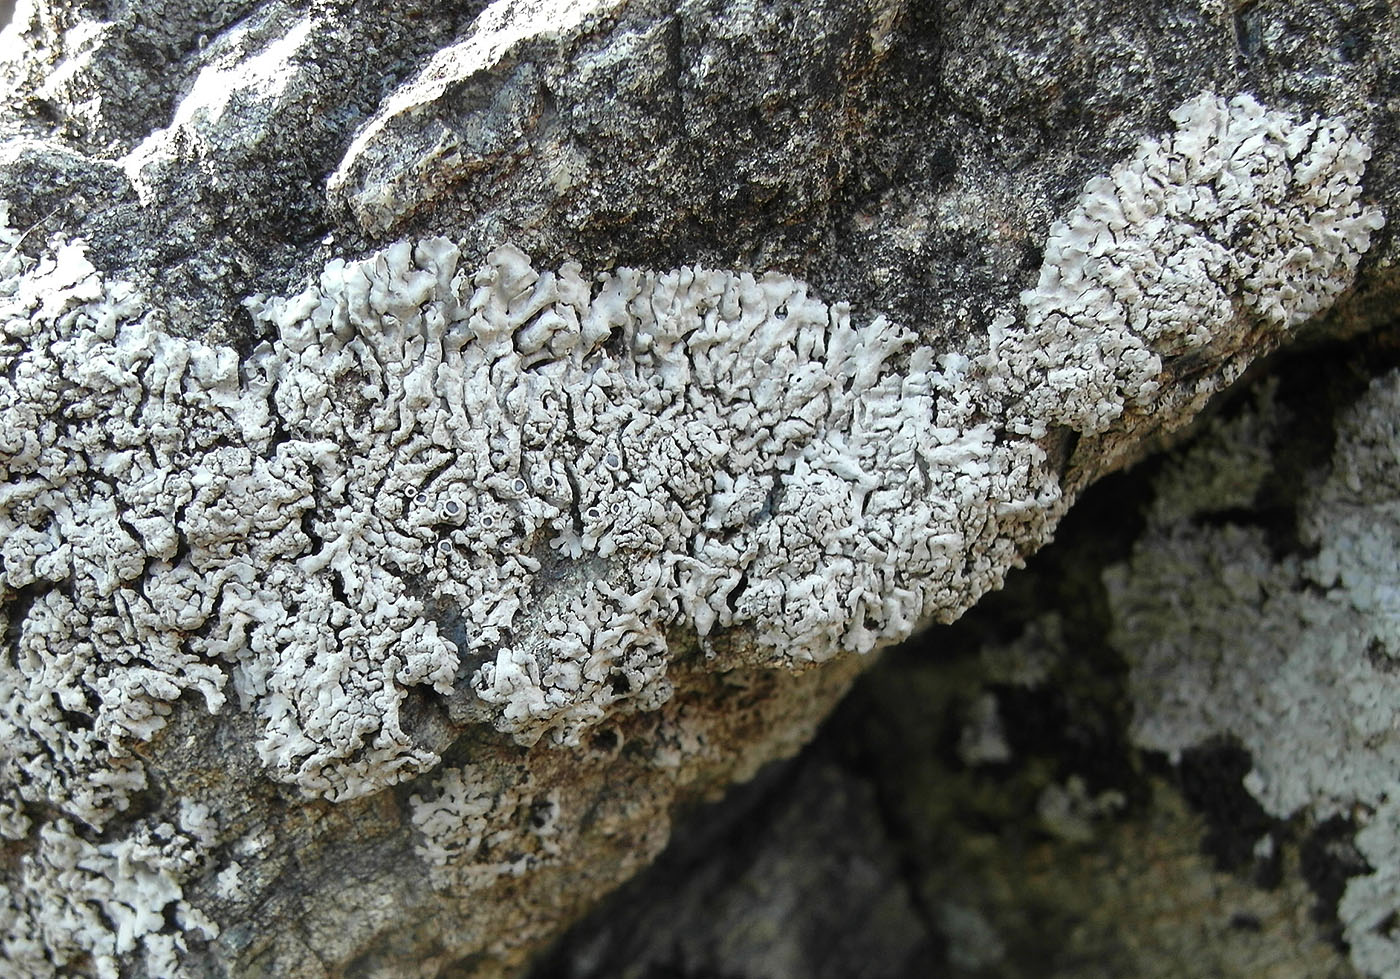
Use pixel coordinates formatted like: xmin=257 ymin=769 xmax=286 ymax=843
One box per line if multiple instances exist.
xmin=0 ymin=1 xmax=1395 ymax=976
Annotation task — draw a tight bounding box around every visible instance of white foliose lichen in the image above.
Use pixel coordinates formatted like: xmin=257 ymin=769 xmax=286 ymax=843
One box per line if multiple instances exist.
xmin=1107 ymin=370 xmax=1400 ymax=978
xmin=0 ymin=89 xmax=1383 ymax=975
xmin=409 ymin=763 xmax=561 ymax=891
xmin=0 ymin=803 xmax=217 ymax=979
xmin=982 ymin=93 xmax=1384 ymax=439
xmin=243 ymin=236 xmax=1048 ymax=753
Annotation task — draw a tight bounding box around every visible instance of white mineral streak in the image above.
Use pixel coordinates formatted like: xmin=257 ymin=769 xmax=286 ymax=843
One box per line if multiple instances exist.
xmin=0 ymin=93 xmax=1382 ymax=974
xmin=1107 ymin=370 xmax=1400 ymax=979
xmin=328 ymin=0 xmax=625 ymax=234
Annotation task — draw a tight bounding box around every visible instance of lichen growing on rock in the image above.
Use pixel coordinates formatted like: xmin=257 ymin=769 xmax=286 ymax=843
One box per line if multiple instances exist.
xmin=984 ymin=93 xmax=1384 ymax=441
xmin=410 ymin=763 xmax=561 ymax=891
xmin=1108 ymin=367 xmax=1400 ymax=977
xmin=0 ymin=87 xmax=1385 ymax=976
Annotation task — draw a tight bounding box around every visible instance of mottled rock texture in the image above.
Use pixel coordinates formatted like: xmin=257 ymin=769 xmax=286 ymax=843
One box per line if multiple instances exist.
xmin=0 ymin=1 xmax=1396 ymax=977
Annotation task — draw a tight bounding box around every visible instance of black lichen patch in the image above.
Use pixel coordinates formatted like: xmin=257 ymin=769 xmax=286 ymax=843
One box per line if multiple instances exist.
xmin=1233 ymin=2 xmax=1265 ymax=58
xmin=1165 ymin=739 xmax=1283 ymax=886
xmin=1255 ymin=324 xmax=1400 ymax=558
xmin=1229 ymin=911 xmax=1263 ymax=932
xmin=1301 ymin=815 xmax=1373 ymax=951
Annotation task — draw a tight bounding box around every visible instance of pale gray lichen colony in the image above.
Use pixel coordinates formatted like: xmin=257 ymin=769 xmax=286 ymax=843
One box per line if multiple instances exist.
xmin=0 ymin=93 xmax=1383 ymax=976
xmin=1108 ymin=370 xmax=1400 ymax=977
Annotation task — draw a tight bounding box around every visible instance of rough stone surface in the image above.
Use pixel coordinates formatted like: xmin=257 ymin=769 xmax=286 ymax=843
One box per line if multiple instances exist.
xmin=0 ymin=1 xmax=1396 ymax=977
